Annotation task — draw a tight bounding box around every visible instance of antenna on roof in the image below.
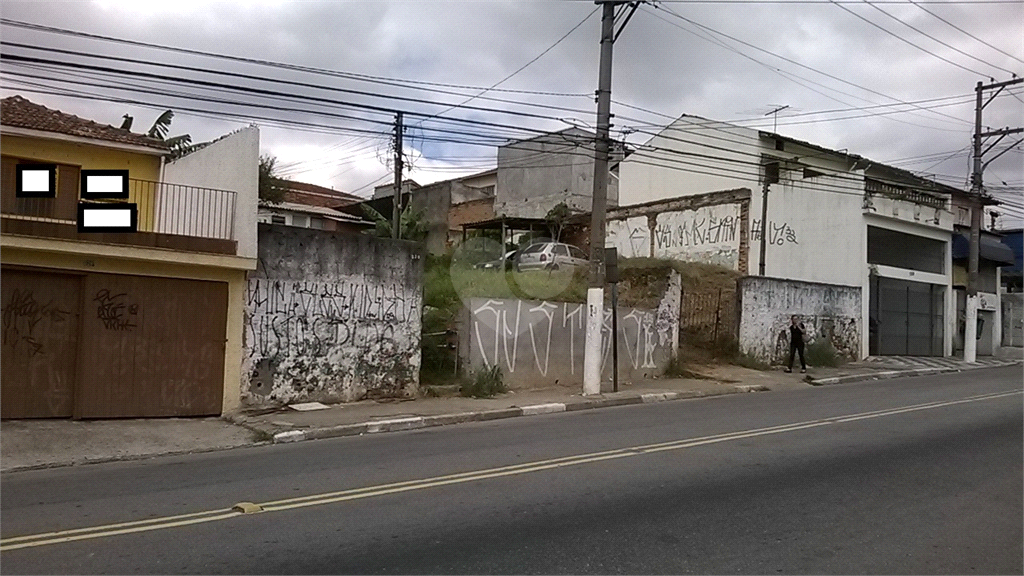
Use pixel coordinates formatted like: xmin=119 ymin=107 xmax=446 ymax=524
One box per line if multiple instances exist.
xmin=764 ymin=104 xmax=789 ymax=133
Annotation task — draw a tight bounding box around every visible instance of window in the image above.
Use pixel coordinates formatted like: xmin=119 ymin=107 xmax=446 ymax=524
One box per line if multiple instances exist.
xmin=291 ymin=214 xmax=309 ymax=228
xmin=554 ymin=245 xmax=570 ymax=256
xmin=803 ymin=167 xmax=826 ymax=179
xmin=310 ymin=217 xmax=324 ymax=230
xmin=867 ymin=226 xmax=945 ymax=274
xmin=270 ymin=214 xmax=286 ymax=225
xmin=570 ymin=246 xmax=588 ymax=259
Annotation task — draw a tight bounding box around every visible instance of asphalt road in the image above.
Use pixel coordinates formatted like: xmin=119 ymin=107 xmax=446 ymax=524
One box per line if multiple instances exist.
xmin=2 ymin=366 xmax=1022 ymax=574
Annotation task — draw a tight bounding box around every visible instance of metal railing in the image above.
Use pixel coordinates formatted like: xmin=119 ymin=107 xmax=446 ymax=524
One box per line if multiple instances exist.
xmin=2 ymin=178 xmax=236 ymax=241
xmin=680 ymin=288 xmax=737 ymax=346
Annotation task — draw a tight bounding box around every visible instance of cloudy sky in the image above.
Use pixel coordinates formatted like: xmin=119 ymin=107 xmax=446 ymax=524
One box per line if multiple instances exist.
xmin=2 ymin=0 xmax=1022 ymax=225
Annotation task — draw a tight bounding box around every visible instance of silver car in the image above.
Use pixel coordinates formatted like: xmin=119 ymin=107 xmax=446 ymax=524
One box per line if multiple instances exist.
xmin=515 ymin=242 xmax=589 ymax=272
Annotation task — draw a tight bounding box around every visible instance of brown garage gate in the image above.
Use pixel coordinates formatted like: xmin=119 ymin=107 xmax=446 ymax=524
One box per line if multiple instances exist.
xmin=1 ymin=267 xmax=227 ymax=419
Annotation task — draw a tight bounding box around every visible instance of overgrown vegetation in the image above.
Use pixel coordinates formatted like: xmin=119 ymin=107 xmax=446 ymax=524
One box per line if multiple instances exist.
xmin=361 ymin=203 xmax=428 ymax=242
xmin=460 ymin=365 xmax=507 ymax=398
xmin=663 ymin=355 xmax=716 ymax=380
xmin=805 ymin=338 xmax=842 ymax=367
xmin=259 ymin=154 xmax=288 ymax=204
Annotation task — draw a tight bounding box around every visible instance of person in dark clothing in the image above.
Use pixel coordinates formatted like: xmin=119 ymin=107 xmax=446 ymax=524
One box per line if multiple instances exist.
xmin=785 ymin=315 xmax=806 ymax=373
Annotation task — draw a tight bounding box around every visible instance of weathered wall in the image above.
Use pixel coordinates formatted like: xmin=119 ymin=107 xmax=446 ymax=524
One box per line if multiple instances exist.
xmin=460 ymin=282 xmax=678 ymax=389
xmin=495 ymin=128 xmax=618 ymax=219
xmin=738 ymin=276 xmax=862 ymax=363
xmin=605 ymin=188 xmax=750 ymax=271
xmin=164 ymin=126 xmax=260 ymax=259
xmin=243 ymin=224 xmax=423 ymax=405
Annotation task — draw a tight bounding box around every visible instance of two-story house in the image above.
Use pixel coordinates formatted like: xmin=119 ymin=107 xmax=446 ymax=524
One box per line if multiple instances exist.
xmin=619 ymin=114 xmax=960 ymax=360
xmin=1 ymin=95 xmax=258 ymax=419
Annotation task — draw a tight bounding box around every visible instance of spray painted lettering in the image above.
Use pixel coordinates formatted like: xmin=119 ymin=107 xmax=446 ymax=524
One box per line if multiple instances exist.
xmin=2 ymin=289 xmax=71 ymax=355
xmin=94 ymin=290 xmax=139 ymax=331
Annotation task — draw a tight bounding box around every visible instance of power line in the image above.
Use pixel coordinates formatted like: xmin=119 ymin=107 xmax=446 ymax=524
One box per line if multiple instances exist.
xmin=0 ymin=18 xmax=593 ymax=99
xmin=650 ymin=3 xmax=974 ymax=127
xmin=829 ymin=0 xmax=990 ymax=77
xmin=908 ymin=0 xmax=1024 ymax=66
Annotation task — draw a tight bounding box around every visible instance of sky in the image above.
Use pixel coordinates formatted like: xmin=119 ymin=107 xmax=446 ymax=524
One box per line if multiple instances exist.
xmin=1 ymin=0 xmax=1022 ymax=226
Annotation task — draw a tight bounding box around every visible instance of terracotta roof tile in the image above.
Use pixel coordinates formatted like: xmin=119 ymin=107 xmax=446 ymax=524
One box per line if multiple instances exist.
xmin=1 ymin=95 xmax=169 ymax=151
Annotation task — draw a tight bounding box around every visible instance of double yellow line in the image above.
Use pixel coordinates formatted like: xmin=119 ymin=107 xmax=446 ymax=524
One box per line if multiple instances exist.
xmin=3 ymin=388 xmax=1019 ymax=552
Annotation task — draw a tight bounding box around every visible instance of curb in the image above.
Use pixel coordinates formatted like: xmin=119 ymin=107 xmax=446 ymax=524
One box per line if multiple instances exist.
xmin=808 ymin=360 xmax=1023 ymax=387
xmin=268 ymin=386 xmax=754 ymax=445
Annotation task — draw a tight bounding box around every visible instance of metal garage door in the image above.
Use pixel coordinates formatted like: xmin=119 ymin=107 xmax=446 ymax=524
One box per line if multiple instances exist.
xmin=870 ymin=276 xmax=944 ymax=356
xmin=77 ymin=274 xmax=228 ymax=418
xmin=1 ymin=269 xmax=81 ymax=418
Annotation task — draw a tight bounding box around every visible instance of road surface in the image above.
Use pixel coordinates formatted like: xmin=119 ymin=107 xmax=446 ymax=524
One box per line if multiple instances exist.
xmin=2 ymin=366 xmax=1021 ymax=574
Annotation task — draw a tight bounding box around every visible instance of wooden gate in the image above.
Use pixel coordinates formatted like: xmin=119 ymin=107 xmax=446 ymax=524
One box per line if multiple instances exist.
xmin=1 ymin=269 xmax=82 ymax=418
xmin=77 ymin=274 xmax=228 ymax=418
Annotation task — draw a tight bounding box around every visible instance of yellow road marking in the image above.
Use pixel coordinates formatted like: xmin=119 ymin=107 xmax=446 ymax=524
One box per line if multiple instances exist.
xmin=3 ymin=388 xmax=1019 ymax=552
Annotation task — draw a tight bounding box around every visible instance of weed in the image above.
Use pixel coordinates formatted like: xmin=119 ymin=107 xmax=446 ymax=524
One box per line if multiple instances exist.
xmin=663 ymin=355 xmax=715 ymax=379
xmin=805 ymin=338 xmax=842 ymax=367
xmin=732 ymin=351 xmax=770 ymax=371
xmin=250 ymin=429 xmax=274 ymax=443
xmin=461 ymin=365 xmax=508 ymax=398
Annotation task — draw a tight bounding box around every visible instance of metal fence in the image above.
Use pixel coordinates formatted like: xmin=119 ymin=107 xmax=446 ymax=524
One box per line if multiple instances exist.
xmin=680 ymin=288 xmax=737 ymax=346
xmin=2 ymin=178 xmax=236 ymax=241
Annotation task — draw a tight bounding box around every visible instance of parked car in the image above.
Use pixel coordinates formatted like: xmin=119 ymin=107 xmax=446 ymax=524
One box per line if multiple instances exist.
xmin=474 ymin=250 xmax=518 ymax=271
xmin=515 ymin=242 xmax=589 ymax=272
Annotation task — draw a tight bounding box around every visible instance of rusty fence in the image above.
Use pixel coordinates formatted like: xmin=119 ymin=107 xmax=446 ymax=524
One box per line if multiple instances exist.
xmin=2 ymin=179 xmax=235 ymax=241
xmin=680 ymin=288 xmax=737 ymax=347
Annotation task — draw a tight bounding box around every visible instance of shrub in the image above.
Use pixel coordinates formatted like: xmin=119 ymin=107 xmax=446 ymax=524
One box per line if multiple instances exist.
xmin=461 ymin=365 xmax=507 ymax=398
xmin=805 ymin=338 xmax=841 ymax=367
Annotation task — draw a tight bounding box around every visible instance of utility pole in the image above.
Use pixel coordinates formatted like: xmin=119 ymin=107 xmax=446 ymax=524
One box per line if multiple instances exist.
xmin=392 ymin=111 xmax=404 ymax=240
xmin=584 ymin=0 xmax=637 ymax=396
xmin=758 ymin=161 xmax=778 ymax=276
xmin=965 ymin=77 xmax=1023 ymax=362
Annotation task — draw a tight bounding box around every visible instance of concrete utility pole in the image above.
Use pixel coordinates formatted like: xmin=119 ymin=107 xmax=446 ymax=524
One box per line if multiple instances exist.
xmin=584 ymin=0 xmax=637 ymax=396
xmin=965 ymin=77 xmax=1023 ymax=362
xmin=758 ymin=161 xmax=778 ymax=276
xmin=392 ymin=111 xmax=404 ymax=239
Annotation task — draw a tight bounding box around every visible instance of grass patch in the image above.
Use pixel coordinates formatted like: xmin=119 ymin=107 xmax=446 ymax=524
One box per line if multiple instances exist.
xmin=663 ymin=355 xmax=716 ymax=380
xmin=250 ymin=429 xmax=274 ymax=443
xmin=732 ymin=351 xmax=771 ymax=371
xmin=805 ymin=339 xmax=842 ymax=367
xmin=460 ymin=365 xmax=507 ymax=398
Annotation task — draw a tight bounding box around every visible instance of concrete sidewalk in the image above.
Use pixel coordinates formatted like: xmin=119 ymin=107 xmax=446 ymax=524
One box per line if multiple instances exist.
xmin=2 ymin=357 xmax=1018 ymax=473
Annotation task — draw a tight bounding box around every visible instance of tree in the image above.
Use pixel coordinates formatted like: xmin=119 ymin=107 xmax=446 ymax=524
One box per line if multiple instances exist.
xmin=360 ymin=203 xmax=427 ymax=242
xmin=123 ymin=110 xmax=196 ymax=160
xmin=545 ymin=201 xmax=572 ymax=242
xmin=259 ymin=154 xmax=287 ymax=204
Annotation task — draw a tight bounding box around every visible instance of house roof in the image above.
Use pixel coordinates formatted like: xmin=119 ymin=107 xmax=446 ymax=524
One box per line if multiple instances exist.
xmin=280 ymin=180 xmax=362 ymax=206
xmin=259 ymin=200 xmax=370 ymax=223
xmin=951 ymin=229 xmax=1016 ymax=265
xmin=1 ymin=95 xmax=170 ymax=151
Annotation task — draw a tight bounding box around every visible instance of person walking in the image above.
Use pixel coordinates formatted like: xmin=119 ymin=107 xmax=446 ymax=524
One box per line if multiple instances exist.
xmin=785 ymin=315 xmax=807 ymax=373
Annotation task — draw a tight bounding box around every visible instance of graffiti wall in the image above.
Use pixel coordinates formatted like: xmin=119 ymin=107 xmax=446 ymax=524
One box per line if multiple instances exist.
xmin=461 ymin=280 xmax=678 ymax=388
xmin=605 ymin=190 xmax=749 ymax=271
xmin=737 ymin=276 xmax=862 ymax=364
xmin=243 ymin=225 xmax=424 ymax=405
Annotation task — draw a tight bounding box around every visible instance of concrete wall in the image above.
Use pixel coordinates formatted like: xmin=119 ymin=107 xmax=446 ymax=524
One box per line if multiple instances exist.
xmin=738 ymin=276 xmax=862 ymax=364
xmin=495 ymin=128 xmax=618 ymax=220
xmin=605 ymin=189 xmax=750 ymax=271
xmin=409 ymin=180 xmax=492 ymax=254
xmin=243 ymin=224 xmax=423 ymax=405
xmin=461 ymin=293 xmax=676 ymax=389
xmin=164 ymin=126 xmax=259 ymax=259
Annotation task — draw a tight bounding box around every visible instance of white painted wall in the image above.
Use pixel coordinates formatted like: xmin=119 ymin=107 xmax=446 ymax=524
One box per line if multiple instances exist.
xmin=163 ymin=126 xmax=260 ymax=259
xmin=606 ymin=215 xmax=650 ymax=259
xmin=619 ymin=116 xmax=756 ymax=206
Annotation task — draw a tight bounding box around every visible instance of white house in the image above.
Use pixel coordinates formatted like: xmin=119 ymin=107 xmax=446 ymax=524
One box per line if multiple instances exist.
xmin=619 ymin=114 xmax=960 ymax=360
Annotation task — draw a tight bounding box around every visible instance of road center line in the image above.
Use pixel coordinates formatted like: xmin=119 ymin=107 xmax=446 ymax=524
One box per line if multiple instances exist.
xmin=2 ymin=388 xmax=1019 ymax=552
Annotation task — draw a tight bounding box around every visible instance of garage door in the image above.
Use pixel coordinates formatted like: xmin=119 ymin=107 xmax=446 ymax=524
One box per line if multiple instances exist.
xmin=1 ymin=269 xmax=81 ymax=418
xmin=870 ymin=276 xmax=944 ymax=356
xmin=77 ymin=274 xmax=228 ymax=418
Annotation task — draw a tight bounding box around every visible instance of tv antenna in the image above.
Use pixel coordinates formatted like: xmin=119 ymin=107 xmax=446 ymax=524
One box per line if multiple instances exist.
xmin=765 ymin=104 xmax=790 ymax=133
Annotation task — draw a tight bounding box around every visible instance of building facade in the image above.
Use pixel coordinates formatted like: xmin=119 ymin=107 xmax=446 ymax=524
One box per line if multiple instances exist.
xmin=619 ymin=114 xmax=959 ymax=359
xmin=1 ymin=95 xmax=258 ymax=419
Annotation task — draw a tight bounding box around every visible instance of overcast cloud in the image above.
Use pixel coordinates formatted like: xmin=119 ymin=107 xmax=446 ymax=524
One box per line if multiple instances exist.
xmin=1 ymin=0 xmax=1021 ymax=225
